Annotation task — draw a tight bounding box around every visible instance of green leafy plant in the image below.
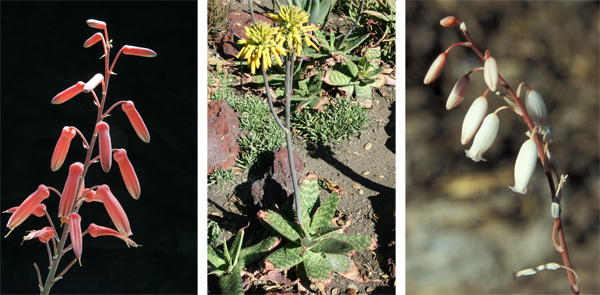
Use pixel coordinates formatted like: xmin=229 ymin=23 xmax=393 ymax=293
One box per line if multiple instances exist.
xmin=208 ymin=0 xmax=232 ymax=41
xmin=208 ymin=167 xmax=235 ymax=186
xmin=279 ymin=0 xmax=337 ymax=26
xmin=208 ymin=223 xmax=280 ymax=295
xmin=258 ymin=174 xmax=376 ymax=284
xmin=291 ymin=97 xmax=369 ymax=144
xmin=346 ymin=0 xmax=395 ymax=62
xmin=290 ymin=72 xmax=324 ymax=110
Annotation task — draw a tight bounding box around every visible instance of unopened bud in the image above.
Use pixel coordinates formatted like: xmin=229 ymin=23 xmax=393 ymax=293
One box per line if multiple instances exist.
xmin=83 ymin=73 xmax=104 ymax=93
xmin=461 ymin=96 xmax=488 ymax=145
xmin=484 ymin=57 xmax=498 ymax=91
xmin=423 ymin=53 xmax=447 ymax=84
xmin=525 ymin=90 xmax=547 ymax=127
xmin=446 ymin=75 xmax=470 ymax=110
xmin=440 ymin=16 xmax=458 ymax=27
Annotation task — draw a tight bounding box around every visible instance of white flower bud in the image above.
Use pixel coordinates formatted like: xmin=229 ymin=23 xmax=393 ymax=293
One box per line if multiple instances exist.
xmin=484 ymin=57 xmax=498 ymax=91
xmin=465 ymin=113 xmax=499 ymax=162
xmin=446 ymin=75 xmax=470 ymax=110
xmin=525 ymin=90 xmax=547 ymax=127
xmin=461 ymin=96 xmax=488 ymax=145
xmin=509 ymin=138 xmax=538 ymax=194
xmin=83 ymin=73 xmax=104 ymax=93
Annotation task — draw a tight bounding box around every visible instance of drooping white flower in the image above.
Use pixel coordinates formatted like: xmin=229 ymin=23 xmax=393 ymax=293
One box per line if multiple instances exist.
xmin=461 ymin=96 xmax=488 ymax=145
xmin=465 ymin=113 xmax=499 ymax=162
xmin=509 ymin=138 xmax=538 ymax=194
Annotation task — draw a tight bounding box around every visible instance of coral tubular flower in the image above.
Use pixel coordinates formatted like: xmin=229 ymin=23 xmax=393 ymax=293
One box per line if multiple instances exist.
xmin=81 ymin=188 xmax=100 ymax=203
xmin=465 ymin=113 xmax=500 ymax=162
xmin=83 ymin=73 xmax=104 ymax=93
xmin=510 ymin=139 xmax=538 ymax=194
xmin=22 ymin=226 xmax=54 ymax=244
xmin=83 ymin=32 xmax=104 ymax=48
xmin=52 ymin=81 xmax=85 ymax=104
xmin=114 ymin=149 xmax=141 ymax=199
xmin=122 ymin=45 xmax=157 ymax=58
xmin=95 ymin=185 xmax=132 ymax=238
xmin=86 ymin=19 xmax=106 ymax=30
xmin=237 ymin=22 xmax=286 ymax=74
xmin=446 ymin=75 xmax=470 ymax=110
xmin=461 ymin=96 xmax=488 ymax=145
xmin=58 ymin=162 xmax=84 ymax=219
xmin=4 ymin=203 xmax=47 ymax=218
xmin=51 ymin=126 xmax=77 ymax=171
xmin=484 ymin=57 xmax=498 ymax=91
xmin=270 ymin=5 xmax=318 ymax=57
xmin=424 ymin=53 xmax=447 ymax=84
xmin=96 ymin=121 xmax=112 ymax=172
xmin=68 ymin=213 xmax=83 ymax=265
xmin=87 ymin=223 xmax=139 ymax=247
xmin=122 ymin=101 xmax=150 ymax=143
xmin=525 ymin=90 xmax=548 ymax=127
xmin=440 ymin=16 xmax=459 ymax=27
xmin=5 ymin=185 xmax=50 ymax=237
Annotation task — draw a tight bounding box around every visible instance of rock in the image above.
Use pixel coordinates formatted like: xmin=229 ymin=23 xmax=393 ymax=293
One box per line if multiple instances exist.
xmin=251 ymin=147 xmax=304 ymax=207
xmin=207 ymin=100 xmax=240 ymax=174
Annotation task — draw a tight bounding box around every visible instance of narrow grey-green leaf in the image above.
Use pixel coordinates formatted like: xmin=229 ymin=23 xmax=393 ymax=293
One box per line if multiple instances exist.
xmin=299 ymin=175 xmax=320 ymax=229
xmin=219 ymin=264 xmax=243 ymax=295
xmin=208 ymin=245 xmax=227 ymax=270
xmin=238 ymin=236 xmax=280 ymax=267
xmin=261 ymin=210 xmax=301 ymax=243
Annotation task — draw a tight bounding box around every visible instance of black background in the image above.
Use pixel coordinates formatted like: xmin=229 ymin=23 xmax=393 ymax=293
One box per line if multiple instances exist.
xmin=1 ymin=1 xmax=197 ymax=294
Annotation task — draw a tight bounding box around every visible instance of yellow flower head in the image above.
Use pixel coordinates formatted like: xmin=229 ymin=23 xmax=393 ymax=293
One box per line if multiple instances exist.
xmin=269 ymin=5 xmax=319 ymax=57
xmin=236 ymin=22 xmax=287 ymax=74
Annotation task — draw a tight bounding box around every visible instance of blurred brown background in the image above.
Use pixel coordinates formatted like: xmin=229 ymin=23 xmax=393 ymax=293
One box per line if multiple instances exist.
xmin=406 ymin=1 xmax=599 ymax=294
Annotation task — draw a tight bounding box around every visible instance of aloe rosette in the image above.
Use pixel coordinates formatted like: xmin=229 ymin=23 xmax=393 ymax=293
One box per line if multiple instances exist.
xmin=258 ymin=173 xmax=376 ymax=285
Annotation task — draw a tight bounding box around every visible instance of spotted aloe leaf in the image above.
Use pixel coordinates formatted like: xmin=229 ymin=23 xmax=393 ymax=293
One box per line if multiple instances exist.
xmin=310 ymin=192 xmax=339 ymax=232
xmin=334 ymin=234 xmax=376 ymax=251
xmin=266 ymin=243 xmax=305 ymax=271
xmin=327 ymin=253 xmax=353 ymax=274
xmin=326 ymin=69 xmax=354 ymax=86
xmin=303 ymin=250 xmax=334 ymax=282
xmin=314 ymin=226 xmax=344 ymax=237
xmin=299 ymin=174 xmax=320 ymax=228
xmin=310 ymin=237 xmax=355 ymax=254
xmin=218 ymin=264 xmax=243 ymax=295
xmin=238 ymin=236 xmax=280 ymax=267
xmin=259 ymin=210 xmax=301 ymax=243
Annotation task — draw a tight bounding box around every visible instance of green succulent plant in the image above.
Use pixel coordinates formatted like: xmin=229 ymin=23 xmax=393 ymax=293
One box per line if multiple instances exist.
xmin=258 ymin=173 xmax=376 ymax=284
xmin=278 ymin=0 xmax=337 ymax=26
xmin=208 ymin=223 xmax=280 ymax=295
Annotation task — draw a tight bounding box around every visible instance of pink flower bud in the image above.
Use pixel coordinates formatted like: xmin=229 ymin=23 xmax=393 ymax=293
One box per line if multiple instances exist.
xmin=122 ymin=101 xmax=150 ymax=143
xmin=95 ymin=185 xmax=132 ymax=237
xmin=52 ymin=82 xmax=85 ymax=104
xmin=81 ymin=188 xmax=101 ymax=203
xmin=510 ymin=139 xmax=538 ymax=194
xmin=122 ymin=45 xmax=157 ymax=58
xmin=87 ymin=223 xmax=139 ymax=247
xmin=525 ymin=90 xmax=547 ymax=127
xmin=86 ymin=19 xmax=106 ymax=30
xmin=465 ymin=113 xmax=499 ymax=162
xmin=484 ymin=57 xmax=498 ymax=91
xmin=114 ymin=149 xmax=141 ymax=199
xmin=96 ymin=122 xmax=112 ymax=172
xmin=22 ymin=226 xmax=54 ymax=244
xmin=440 ymin=16 xmax=458 ymax=27
xmin=58 ymin=162 xmax=84 ymax=219
xmin=5 ymin=185 xmax=50 ymax=237
xmin=83 ymin=73 xmax=104 ymax=93
xmin=446 ymin=75 xmax=470 ymax=110
xmin=83 ymin=32 xmax=104 ymax=48
xmin=68 ymin=213 xmax=83 ymax=265
xmin=423 ymin=53 xmax=447 ymax=84
xmin=461 ymin=96 xmax=488 ymax=145
xmin=51 ymin=127 xmax=77 ymax=171
xmin=4 ymin=203 xmax=47 ymax=218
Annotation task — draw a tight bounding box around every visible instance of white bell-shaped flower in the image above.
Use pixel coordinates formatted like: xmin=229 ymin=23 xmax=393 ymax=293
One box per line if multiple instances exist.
xmin=465 ymin=113 xmax=499 ymax=162
xmin=509 ymin=138 xmax=538 ymax=194
xmin=461 ymin=96 xmax=488 ymax=145
xmin=525 ymin=90 xmax=547 ymax=128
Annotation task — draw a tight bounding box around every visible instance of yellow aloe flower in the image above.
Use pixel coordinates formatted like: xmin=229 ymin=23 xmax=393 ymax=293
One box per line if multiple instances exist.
xmin=236 ymin=22 xmax=286 ymax=74
xmin=270 ymin=5 xmax=319 ymax=57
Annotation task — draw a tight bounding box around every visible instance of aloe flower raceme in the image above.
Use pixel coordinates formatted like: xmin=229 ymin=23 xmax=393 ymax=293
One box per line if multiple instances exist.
xmin=461 ymin=96 xmax=488 ymax=145
xmin=465 ymin=113 xmax=500 ymax=162
xmin=446 ymin=74 xmax=470 ymax=110
xmin=113 ymin=149 xmax=141 ymax=199
xmin=68 ymin=213 xmax=83 ymax=265
xmin=95 ymin=185 xmax=132 ymax=239
xmin=5 ymin=185 xmax=50 ymax=237
xmin=22 ymin=226 xmax=55 ymax=244
xmin=270 ymin=5 xmax=319 ymax=57
xmin=51 ymin=126 xmax=77 ymax=171
xmin=236 ymin=22 xmax=286 ymax=74
xmin=510 ymin=138 xmax=539 ymax=194
xmin=87 ymin=223 xmax=139 ymax=247
xmin=122 ymin=101 xmax=150 ymax=143
xmin=4 ymin=203 xmax=47 ymax=218
xmin=96 ymin=121 xmax=112 ymax=172
xmin=52 ymin=81 xmax=85 ymax=104
xmin=58 ymin=162 xmax=84 ymax=220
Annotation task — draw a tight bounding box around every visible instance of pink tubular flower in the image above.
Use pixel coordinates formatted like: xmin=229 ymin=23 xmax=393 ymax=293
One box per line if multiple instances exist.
xmin=122 ymin=45 xmax=157 ymax=58
xmin=95 ymin=185 xmax=132 ymax=237
xmin=96 ymin=121 xmax=112 ymax=172
xmin=86 ymin=19 xmax=106 ymax=30
xmin=58 ymin=162 xmax=84 ymax=219
xmin=83 ymin=32 xmax=104 ymax=48
xmin=446 ymin=75 xmax=470 ymax=110
xmin=122 ymin=101 xmax=150 ymax=143
xmin=5 ymin=185 xmax=50 ymax=237
xmin=4 ymin=203 xmax=47 ymax=218
xmin=22 ymin=226 xmax=54 ymax=244
xmin=83 ymin=73 xmax=104 ymax=93
xmin=52 ymin=82 xmax=85 ymax=104
xmin=87 ymin=223 xmax=139 ymax=247
xmin=113 ymin=149 xmax=141 ymax=199
xmin=461 ymin=96 xmax=488 ymax=145
xmin=484 ymin=57 xmax=498 ymax=91
xmin=68 ymin=213 xmax=83 ymax=265
xmin=51 ymin=126 xmax=77 ymax=171
xmin=81 ymin=188 xmax=101 ymax=203
xmin=423 ymin=53 xmax=447 ymax=85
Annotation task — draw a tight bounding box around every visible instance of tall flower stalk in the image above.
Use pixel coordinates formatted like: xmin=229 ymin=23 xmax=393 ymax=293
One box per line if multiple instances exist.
xmin=3 ymin=19 xmax=155 ymax=294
